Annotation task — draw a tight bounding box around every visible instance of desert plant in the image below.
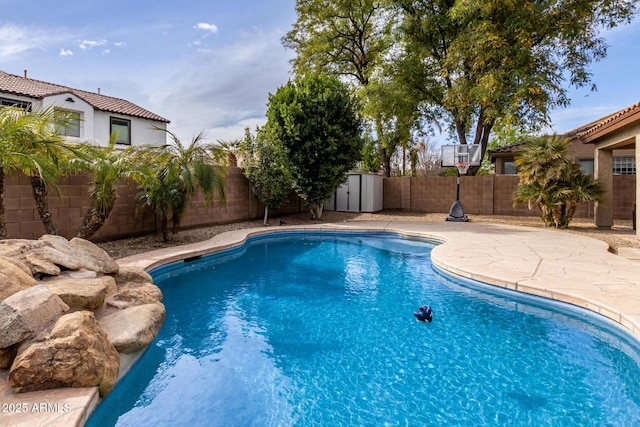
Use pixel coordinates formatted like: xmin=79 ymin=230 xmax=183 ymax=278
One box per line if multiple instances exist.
xmin=513 ymin=135 xmax=603 ymax=228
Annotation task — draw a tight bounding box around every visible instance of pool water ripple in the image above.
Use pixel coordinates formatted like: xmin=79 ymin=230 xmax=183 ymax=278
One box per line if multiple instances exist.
xmin=88 ymin=233 xmax=640 ymax=426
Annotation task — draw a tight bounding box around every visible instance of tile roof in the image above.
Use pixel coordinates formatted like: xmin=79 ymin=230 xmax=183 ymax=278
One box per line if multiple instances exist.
xmin=575 ymin=101 xmax=640 ymax=141
xmin=0 ymin=70 xmax=169 ymax=123
xmin=486 ymin=141 xmax=526 ymax=155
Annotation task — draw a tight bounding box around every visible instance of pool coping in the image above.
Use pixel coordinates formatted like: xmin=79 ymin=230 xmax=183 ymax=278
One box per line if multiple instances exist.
xmin=2 ymin=220 xmax=640 ymax=426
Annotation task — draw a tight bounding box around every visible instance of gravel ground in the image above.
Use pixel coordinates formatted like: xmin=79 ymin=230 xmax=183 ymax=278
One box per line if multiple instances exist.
xmin=96 ymin=210 xmax=640 ymax=260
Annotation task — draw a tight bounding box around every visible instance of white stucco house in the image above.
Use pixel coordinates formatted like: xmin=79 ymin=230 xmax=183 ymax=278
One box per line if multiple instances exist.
xmin=0 ymin=70 xmax=170 ymax=146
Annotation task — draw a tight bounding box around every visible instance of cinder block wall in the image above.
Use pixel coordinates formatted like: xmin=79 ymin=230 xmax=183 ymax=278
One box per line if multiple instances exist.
xmin=381 ymin=174 xmax=633 ymax=219
xmin=4 ymin=167 xmax=303 ymax=241
xmin=4 ymin=171 xmax=635 ymax=241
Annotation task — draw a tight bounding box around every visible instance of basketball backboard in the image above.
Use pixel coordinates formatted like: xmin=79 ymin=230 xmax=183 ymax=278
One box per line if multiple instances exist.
xmin=440 ymin=144 xmax=482 ymax=167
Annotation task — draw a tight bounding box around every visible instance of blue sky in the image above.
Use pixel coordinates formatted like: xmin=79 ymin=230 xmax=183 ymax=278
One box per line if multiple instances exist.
xmin=1 ymin=0 xmax=638 ymax=144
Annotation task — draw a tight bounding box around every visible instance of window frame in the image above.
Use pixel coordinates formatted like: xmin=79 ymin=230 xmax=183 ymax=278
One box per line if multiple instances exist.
xmin=110 ymin=117 xmax=132 ymax=145
xmin=0 ymin=97 xmax=32 ymax=111
xmin=54 ymin=108 xmax=81 ymax=138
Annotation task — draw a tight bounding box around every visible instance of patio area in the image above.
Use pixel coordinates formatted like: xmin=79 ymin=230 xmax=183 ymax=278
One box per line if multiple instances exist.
xmin=2 ymin=220 xmax=640 ymax=426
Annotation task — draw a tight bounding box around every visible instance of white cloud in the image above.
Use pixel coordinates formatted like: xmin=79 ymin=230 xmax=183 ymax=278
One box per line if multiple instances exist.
xmin=59 ymin=48 xmax=74 ymax=57
xmin=0 ymin=24 xmax=69 ymax=60
xmin=79 ymin=39 xmax=107 ymax=50
xmin=103 ymin=49 xmax=111 ymax=55
xmin=147 ymin=29 xmax=294 ymax=143
xmin=195 ymin=22 xmax=218 ymax=33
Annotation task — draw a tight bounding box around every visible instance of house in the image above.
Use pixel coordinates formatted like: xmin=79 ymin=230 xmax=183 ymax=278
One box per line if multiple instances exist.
xmin=0 ymin=70 xmax=170 ymax=146
xmin=488 ymin=121 xmax=635 ymax=176
xmin=487 ymin=101 xmax=639 ymax=237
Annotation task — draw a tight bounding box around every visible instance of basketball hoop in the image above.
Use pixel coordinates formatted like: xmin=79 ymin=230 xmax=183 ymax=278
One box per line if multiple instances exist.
xmin=455 ymin=162 xmax=470 ymax=175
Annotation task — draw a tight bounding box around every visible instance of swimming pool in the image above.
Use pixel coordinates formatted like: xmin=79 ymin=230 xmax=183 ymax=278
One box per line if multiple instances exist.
xmin=88 ymin=232 xmax=640 ymax=426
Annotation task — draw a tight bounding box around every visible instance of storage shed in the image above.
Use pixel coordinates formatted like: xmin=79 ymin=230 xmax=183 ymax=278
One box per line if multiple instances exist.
xmin=325 ymin=173 xmax=383 ymax=213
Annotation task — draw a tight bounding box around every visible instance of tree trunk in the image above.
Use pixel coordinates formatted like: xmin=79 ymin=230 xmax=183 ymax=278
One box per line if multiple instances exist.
xmin=0 ymin=168 xmax=5 ymax=239
xmin=77 ymin=203 xmax=111 ymax=240
xmin=161 ymin=214 xmax=169 ymax=242
xmin=309 ymin=202 xmax=324 ymax=220
xmin=29 ymin=174 xmax=57 ymax=235
xmin=263 ymin=206 xmax=269 ymax=226
xmin=172 ymin=214 xmax=181 ymax=234
xmin=375 ymin=119 xmax=392 ymax=177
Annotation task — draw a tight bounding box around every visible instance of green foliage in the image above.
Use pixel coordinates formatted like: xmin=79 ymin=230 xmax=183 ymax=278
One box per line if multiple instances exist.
xmin=136 ymin=129 xmax=227 ymax=241
xmin=357 ymin=131 xmax=382 ymax=173
xmin=385 ymin=0 xmax=635 ymax=171
xmin=0 ymin=106 xmax=73 ymax=237
xmin=263 ymin=73 xmax=364 ymax=219
xmin=513 ymin=135 xmax=604 ymax=228
xmin=239 ymin=128 xmax=294 ymax=224
xmin=71 ymin=136 xmax=151 ymax=239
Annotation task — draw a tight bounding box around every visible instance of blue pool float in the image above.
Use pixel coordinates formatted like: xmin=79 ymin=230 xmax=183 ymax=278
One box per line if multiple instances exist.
xmin=414 ymin=305 xmax=433 ymax=322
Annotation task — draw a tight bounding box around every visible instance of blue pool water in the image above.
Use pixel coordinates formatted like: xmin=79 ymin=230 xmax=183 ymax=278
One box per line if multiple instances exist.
xmin=88 ymin=232 xmax=640 ymax=426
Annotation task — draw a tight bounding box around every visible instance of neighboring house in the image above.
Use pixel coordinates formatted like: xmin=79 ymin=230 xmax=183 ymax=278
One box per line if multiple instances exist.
xmin=488 ymin=120 xmax=636 ymax=176
xmin=0 ymin=70 xmax=170 ymax=146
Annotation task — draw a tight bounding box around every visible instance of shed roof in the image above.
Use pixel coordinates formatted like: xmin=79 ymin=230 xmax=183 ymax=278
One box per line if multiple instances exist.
xmin=0 ymin=70 xmax=169 ymax=123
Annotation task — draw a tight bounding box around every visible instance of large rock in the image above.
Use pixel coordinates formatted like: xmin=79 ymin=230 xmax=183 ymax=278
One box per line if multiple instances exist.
xmin=0 ymin=238 xmax=84 ymax=275
xmin=0 ymin=257 xmax=37 ymax=302
xmin=9 ymin=311 xmax=120 ymax=397
xmin=0 ymin=239 xmax=46 ymax=257
xmin=99 ymin=303 xmax=166 ymax=353
xmin=0 ymin=346 xmax=15 ymax=369
xmin=0 ymin=255 xmax=32 ymax=276
xmin=42 ymin=276 xmax=114 ymax=311
xmin=113 ymin=266 xmax=153 ymax=286
xmin=69 ymin=238 xmax=119 ymax=274
xmin=0 ymin=285 xmax=69 ymax=348
xmin=104 ymin=283 xmax=163 ymax=311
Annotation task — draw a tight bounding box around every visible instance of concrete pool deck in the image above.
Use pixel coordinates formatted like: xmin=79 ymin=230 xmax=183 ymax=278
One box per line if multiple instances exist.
xmin=2 ymin=220 xmax=640 ymax=426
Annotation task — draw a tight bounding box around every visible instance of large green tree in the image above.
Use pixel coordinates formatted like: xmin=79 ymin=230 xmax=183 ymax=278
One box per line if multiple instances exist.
xmin=391 ymin=0 xmax=636 ymax=171
xmin=283 ymin=0 xmax=399 ymax=176
xmin=263 ymin=73 xmax=364 ymax=220
xmin=239 ymin=128 xmax=294 ymax=225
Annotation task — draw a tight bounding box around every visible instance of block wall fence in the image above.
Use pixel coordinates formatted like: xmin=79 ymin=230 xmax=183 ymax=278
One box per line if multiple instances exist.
xmin=4 ymin=169 xmax=635 ymax=241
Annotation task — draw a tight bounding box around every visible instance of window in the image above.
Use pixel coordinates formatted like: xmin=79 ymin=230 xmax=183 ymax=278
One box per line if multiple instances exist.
xmin=54 ymin=109 xmax=81 ymax=138
xmin=613 ymin=157 xmax=635 ymax=175
xmin=0 ymin=97 xmax=31 ymax=110
xmin=503 ymin=161 xmax=518 ymax=175
xmin=110 ymin=117 xmax=131 ymax=145
xmin=577 ymin=158 xmax=594 ymax=175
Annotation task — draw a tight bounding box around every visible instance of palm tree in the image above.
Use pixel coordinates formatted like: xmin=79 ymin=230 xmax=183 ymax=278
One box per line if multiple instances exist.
xmin=71 ymin=137 xmax=150 ymax=240
xmin=514 ymin=135 xmax=604 ymax=228
xmin=0 ymin=106 xmax=70 ymax=238
xmin=137 ymin=130 xmax=227 ymax=241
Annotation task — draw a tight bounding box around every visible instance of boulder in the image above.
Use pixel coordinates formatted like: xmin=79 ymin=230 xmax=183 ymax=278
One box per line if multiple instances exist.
xmin=58 ymin=269 xmax=99 ymax=280
xmin=0 ymin=258 xmax=37 ymax=302
xmin=0 ymin=239 xmax=82 ymax=275
xmin=0 ymin=285 xmax=69 ymax=348
xmin=33 ymin=245 xmax=81 ymax=271
xmin=104 ymin=283 xmax=163 ymax=310
xmin=113 ymin=267 xmax=153 ymax=286
xmin=24 ymin=252 xmax=61 ymax=276
xmin=9 ymin=311 xmax=120 ymax=397
xmin=0 ymin=255 xmax=32 ymax=276
xmin=69 ymin=238 xmax=119 ymax=274
xmin=0 ymin=239 xmax=46 ymax=257
xmin=99 ymin=303 xmax=166 ymax=353
xmin=42 ymin=276 xmax=113 ymax=311
xmin=0 ymin=346 xmax=15 ymax=369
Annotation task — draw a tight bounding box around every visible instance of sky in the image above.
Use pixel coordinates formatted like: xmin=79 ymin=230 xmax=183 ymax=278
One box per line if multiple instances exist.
xmin=1 ymin=0 xmax=639 ymax=145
